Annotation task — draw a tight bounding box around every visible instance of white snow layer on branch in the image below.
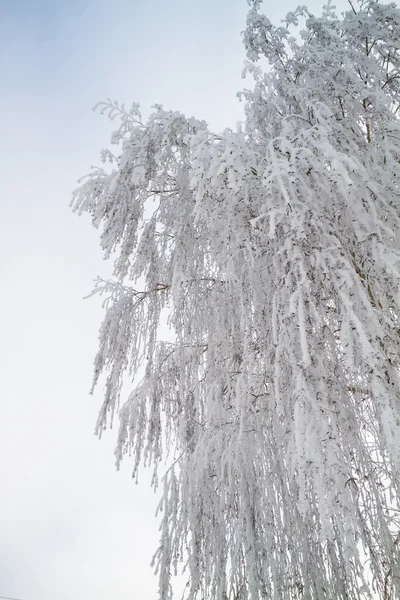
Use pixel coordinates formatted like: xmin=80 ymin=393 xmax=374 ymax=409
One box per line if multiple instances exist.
xmin=72 ymin=1 xmax=400 ymax=598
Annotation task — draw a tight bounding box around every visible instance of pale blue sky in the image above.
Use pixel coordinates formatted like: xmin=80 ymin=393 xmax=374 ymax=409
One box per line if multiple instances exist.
xmin=0 ymin=1 xmax=348 ymax=599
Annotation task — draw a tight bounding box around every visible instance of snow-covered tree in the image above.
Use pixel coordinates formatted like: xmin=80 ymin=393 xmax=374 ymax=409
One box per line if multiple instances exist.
xmin=72 ymin=1 xmax=400 ymax=598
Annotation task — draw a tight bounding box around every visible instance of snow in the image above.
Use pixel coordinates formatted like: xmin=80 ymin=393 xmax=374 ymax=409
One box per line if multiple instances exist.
xmin=72 ymin=1 xmax=400 ymax=598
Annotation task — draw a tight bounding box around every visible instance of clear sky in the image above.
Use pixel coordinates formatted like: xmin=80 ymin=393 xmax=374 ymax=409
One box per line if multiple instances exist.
xmin=0 ymin=1 xmax=348 ymax=599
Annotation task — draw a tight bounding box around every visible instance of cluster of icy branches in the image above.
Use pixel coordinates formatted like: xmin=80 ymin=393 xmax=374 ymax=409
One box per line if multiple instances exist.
xmin=72 ymin=1 xmax=400 ymax=598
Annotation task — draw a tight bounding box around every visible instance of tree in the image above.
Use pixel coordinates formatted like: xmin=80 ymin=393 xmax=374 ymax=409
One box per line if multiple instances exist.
xmin=72 ymin=1 xmax=400 ymax=598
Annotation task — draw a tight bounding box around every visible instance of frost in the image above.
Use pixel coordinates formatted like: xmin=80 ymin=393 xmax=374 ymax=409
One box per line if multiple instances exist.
xmin=72 ymin=1 xmax=400 ymax=598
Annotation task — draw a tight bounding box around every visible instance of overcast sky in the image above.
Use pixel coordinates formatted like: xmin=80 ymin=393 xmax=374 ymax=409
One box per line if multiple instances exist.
xmin=1 ymin=1 xmax=348 ymax=599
